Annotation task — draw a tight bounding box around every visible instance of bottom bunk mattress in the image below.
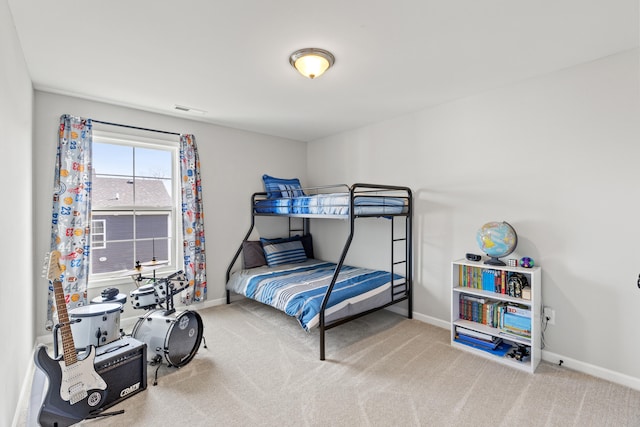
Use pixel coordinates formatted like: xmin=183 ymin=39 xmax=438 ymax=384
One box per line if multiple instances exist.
xmin=226 ymin=259 xmax=403 ymax=331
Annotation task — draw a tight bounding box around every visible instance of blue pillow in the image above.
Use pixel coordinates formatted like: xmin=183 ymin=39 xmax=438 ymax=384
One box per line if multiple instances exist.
xmin=262 ymin=174 xmax=306 ymax=199
xmin=261 ymin=238 xmax=307 ymax=267
xmin=261 ymin=234 xmax=314 ymax=259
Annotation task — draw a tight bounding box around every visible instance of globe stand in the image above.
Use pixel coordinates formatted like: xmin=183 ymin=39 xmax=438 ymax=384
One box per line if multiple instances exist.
xmin=484 ymin=256 xmax=506 ymax=266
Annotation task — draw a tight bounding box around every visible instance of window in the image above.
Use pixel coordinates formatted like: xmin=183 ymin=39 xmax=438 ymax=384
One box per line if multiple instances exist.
xmin=91 ymin=219 xmax=106 ymax=249
xmin=89 ymin=130 xmax=181 ymax=281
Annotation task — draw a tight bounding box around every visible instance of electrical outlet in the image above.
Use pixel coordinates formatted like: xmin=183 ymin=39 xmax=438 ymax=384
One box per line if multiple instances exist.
xmin=543 ymin=306 xmax=556 ymax=325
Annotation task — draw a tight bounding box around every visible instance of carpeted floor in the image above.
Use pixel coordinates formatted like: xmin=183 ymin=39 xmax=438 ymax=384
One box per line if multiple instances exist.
xmin=18 ymin=299 xmax=640 ymax=426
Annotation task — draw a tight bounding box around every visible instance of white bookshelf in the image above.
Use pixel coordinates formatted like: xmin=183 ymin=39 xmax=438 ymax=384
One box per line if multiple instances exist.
xmin=451 ymin=259 xmax=541 ymax=373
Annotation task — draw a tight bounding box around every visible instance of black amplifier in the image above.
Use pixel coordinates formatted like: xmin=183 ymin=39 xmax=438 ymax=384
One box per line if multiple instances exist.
xmin=94 ymin=336 xmax=148 ymax=410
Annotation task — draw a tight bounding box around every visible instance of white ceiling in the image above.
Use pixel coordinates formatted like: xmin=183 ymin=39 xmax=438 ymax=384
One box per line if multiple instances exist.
xmin=8 ymin=0 xmax=639 ymax=142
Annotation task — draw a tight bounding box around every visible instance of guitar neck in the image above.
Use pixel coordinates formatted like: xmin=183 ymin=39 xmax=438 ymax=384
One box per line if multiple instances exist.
xmin=52 ymin=279 xmax=78 ymax=365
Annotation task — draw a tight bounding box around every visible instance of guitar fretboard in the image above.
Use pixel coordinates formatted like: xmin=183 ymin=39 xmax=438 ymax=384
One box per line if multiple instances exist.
xmin=52 ymin=279 xmax=78 ymax=366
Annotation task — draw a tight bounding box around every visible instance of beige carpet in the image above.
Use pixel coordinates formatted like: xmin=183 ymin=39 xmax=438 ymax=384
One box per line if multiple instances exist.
xmin=18 ymin=299 xmax=640 ymax=426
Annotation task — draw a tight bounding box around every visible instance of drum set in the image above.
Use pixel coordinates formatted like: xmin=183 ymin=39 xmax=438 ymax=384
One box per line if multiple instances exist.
xmin=127 ymin=265 xmax=205 ymax=370
xmin=65 ymin=260 xmax=205 ymax=381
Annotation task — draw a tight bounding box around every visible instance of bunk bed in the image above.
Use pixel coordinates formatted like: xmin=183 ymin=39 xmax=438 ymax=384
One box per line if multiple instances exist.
xmin=225 ymin=180 xmax=413 ymax=360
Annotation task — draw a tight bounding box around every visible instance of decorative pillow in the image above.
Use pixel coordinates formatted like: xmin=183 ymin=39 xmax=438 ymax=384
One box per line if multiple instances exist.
xmin=262 ymin=174 xmax=306 ymax=199
xmin=261 ymin=238 xmax=307 ymax=267
xmin=242 ymin=240 xmax=267 ymax=269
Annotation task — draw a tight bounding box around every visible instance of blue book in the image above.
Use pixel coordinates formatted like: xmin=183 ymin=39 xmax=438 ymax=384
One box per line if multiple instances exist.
xmin=455 ymin=338 xmax=512 ymax=357
xmin=455 ymin=333 xmax=502 ymax=350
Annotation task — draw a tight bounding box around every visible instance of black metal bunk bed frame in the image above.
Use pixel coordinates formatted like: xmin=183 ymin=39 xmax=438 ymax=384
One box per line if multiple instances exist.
xmin=225 ymin=183 xmax=413 ymax=360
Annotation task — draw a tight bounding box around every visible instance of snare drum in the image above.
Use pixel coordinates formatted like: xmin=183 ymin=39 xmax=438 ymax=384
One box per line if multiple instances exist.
xmin=69 ymin=303 xmax=123 ymax=350
xmin=91 ymin=292 xmax=127 ymax=306
xmin=130 ymin=284 xmax=159 ymax=309
xmin=132 ymin=309 xmax=203 ymax=367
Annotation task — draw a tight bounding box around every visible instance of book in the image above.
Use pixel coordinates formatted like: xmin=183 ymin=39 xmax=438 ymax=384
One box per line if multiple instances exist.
xmin=454 ymin=337 xmax=511 ymax=356
xmin=455 ymin=333 xmax=502 ymax=350
xmin=501 ymin=312 xmax=532 ymax=338
xmin=505 ymin=304 xmax=531 ymax=318
xmin=498 ymin=330 xmax=532 ymax=345
xmin=455 ymin=326 xmax=494 ymax=342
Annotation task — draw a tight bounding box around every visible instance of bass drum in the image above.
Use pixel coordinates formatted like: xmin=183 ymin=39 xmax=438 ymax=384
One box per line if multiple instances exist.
xmin=132 ymin=309 xmax=203 ymax=367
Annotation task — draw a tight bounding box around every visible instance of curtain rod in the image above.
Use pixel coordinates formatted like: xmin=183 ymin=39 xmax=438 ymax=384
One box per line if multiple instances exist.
xmin=92 ymin=119 xmax=181 ymax=136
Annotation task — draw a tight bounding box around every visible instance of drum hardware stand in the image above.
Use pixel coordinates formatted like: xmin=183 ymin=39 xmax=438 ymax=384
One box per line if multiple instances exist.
xmin=131 ymin=260 xmax=159 ymax=285
xmin=150 ymin=355 xmax=163 ymax=386
xmin=158 ymin=270 xmax=187 ymax=315
xmin=85 ymin=408 xmax=126 ymax=421
xmin=51 ymin=319 xmax=82 ymax=358
xmin=162 ymin=270 xmax=209 ymax=352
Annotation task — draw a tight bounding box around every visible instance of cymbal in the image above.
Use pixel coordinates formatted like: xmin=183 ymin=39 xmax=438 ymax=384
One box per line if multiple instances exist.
xmin=117 ymin=265 xmax=156 ymax=277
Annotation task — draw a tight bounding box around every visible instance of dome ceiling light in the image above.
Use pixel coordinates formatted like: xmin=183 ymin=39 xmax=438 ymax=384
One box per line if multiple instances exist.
xmin=289 ymin=48 xmax=335 ymax=79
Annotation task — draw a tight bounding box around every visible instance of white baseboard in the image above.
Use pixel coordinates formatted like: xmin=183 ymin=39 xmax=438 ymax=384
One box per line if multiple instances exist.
xmin=13 ymin=348 xmax=38 ymax=427
xmin=385 ymin=305 xmax=453 ymax=330
xmin=405 ymin=311 xmax=640 ymax=392
xmin=540 ymin=349 xmax=640 ymax=391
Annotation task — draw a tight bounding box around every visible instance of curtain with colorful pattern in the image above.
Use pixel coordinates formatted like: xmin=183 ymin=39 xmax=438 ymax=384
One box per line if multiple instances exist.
xmin=179 ymin=134 xmax=207 ymax=303
xmin=47 ymin=115 xmax=93 ymax=328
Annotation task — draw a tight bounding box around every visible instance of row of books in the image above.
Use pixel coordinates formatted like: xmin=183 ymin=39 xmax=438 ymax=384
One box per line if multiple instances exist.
xmin=459 ymin=294 xmax=501 ymax=327
xmin=457 ymin=265 xmax=529 ymax=298
xmin=459 ymin=295 xmax=532 ymax=338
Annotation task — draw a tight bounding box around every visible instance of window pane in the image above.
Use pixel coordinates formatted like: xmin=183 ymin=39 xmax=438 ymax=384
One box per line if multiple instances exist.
xmin=136 ymin=237 xmax=171 ymax=265
xmin=93 ymin=176 xmax=135 ymax=208
xmin=134 ymin=214 xmax=169 ymax=239
xmin=99 ymin=214 xmax=134 ymax=240
xmin=93 ymin=142 xmax=133 ymax=176
xmin=92 ymin=241 xmax=135 ymax=274
xmin=133 ymin=177 xmax=172 ymax=207
xmin=135 ymin=147 xmax=171 ymax=179
xmin=135 ymin=213 xmax=170 ymax=263
xmin=93 ymin=221 xmax=104 ymax=234
xmin=91 ymin=214 xmax=134 ymax=274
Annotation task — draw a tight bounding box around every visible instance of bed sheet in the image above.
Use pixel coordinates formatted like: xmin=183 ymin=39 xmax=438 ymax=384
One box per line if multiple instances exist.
xmin=226 ymin=259 xmax=402 ymax=331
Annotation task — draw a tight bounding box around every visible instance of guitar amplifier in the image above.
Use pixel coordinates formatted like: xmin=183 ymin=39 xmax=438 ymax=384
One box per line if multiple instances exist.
xmin=94 ymin=336 xmax=147 ymax=410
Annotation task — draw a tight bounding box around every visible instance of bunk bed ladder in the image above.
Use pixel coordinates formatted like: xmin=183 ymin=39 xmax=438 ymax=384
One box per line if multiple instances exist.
xmin=391 ymin=213 xmax=412 ymax=317
xmin=288 ymin=217 xmax=309 ymax=238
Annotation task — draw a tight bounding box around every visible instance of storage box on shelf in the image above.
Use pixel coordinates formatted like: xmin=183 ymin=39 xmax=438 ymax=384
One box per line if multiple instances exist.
xmin=450 ymin=259 xmax=541 ymax=373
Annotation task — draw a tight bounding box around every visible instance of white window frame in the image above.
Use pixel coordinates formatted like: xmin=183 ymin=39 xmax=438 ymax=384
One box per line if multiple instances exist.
xmin=91 ymin=219 xmax=106 ymax=249
xmin=88 ymin=128 xmax=182 ymax=289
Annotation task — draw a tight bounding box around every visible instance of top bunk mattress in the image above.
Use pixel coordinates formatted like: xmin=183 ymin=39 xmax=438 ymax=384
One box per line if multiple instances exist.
xmin=254 ymin=192 xmax=408 ymax=216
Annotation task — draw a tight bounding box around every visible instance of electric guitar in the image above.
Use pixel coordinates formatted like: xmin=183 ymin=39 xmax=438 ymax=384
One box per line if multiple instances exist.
xmin=34 ymin=251 xmax=108 ymax=427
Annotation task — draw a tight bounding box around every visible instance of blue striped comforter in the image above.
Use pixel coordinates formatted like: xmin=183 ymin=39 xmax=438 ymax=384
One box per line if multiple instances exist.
xmin=226 ymin=259 xmax=401 ymax=331
xmin=254 ymin=193 xmax=407 ymax=215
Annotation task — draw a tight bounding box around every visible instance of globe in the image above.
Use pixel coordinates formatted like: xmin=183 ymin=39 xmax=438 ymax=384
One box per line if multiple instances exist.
xmin=476 ymin=221 xmax=518 ymax=266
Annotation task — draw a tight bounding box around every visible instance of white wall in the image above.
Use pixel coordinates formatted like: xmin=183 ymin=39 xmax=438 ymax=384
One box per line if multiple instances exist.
xmin=1 ymin=0 xmax=33 ymax=425
xmin=32 ymin=92 xmax=307 ymax=338
xmin=308 ymin=49 xmax=640 ymax=385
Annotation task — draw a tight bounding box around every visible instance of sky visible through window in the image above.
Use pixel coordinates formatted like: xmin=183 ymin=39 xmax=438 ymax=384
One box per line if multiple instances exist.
xmin=93 ymin=142 xmax=172 ymax=179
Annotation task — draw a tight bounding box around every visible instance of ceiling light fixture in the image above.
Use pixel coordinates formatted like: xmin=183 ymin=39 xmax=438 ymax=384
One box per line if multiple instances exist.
xmin=289 ymin=48 xmax=335 ymax=79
